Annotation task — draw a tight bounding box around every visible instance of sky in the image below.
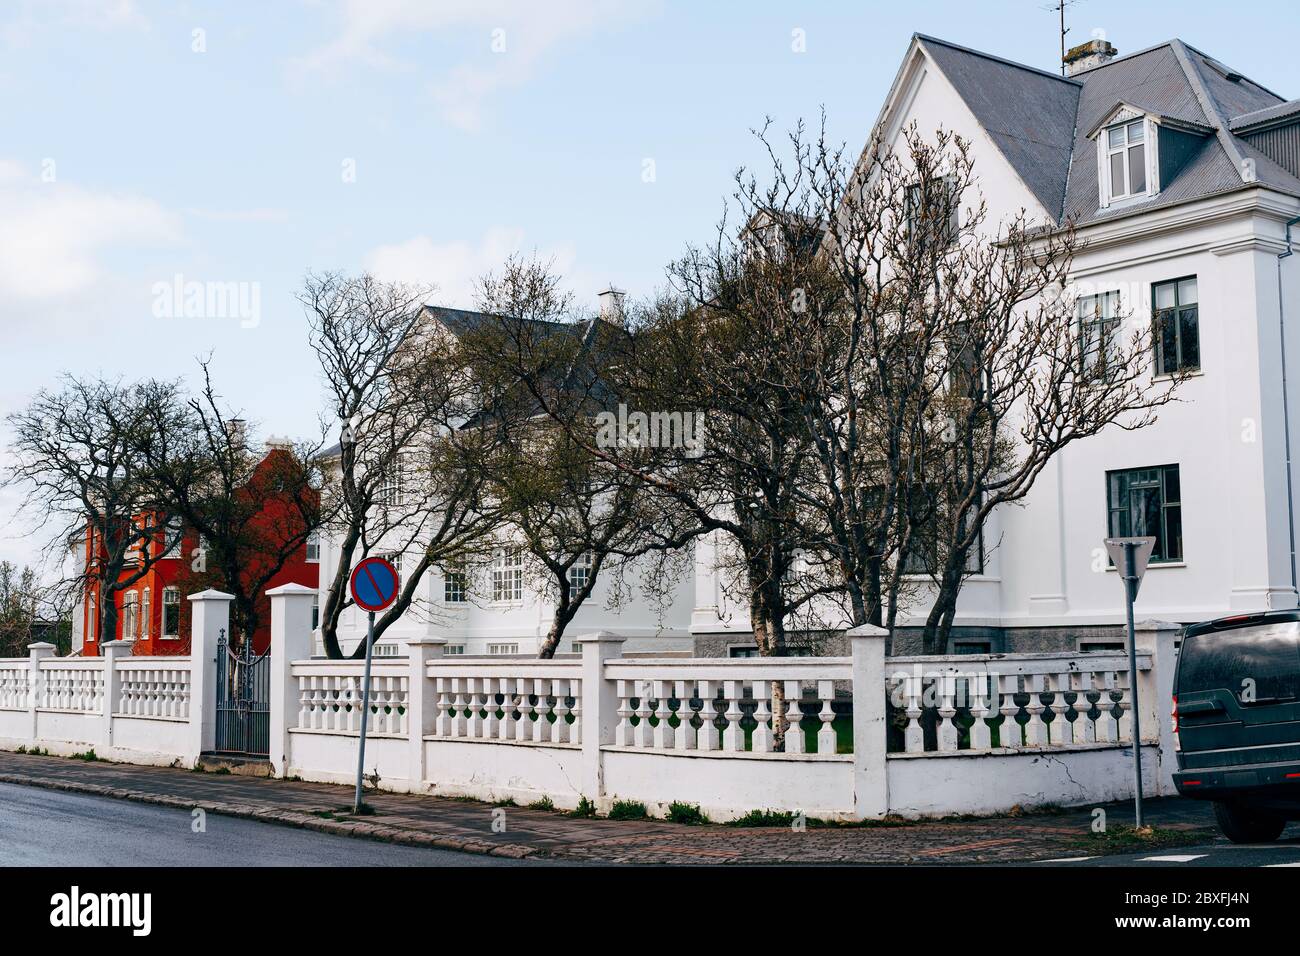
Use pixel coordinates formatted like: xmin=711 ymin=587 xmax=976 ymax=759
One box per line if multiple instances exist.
xmin=2 ymin=0 xmax=1298 ymax=575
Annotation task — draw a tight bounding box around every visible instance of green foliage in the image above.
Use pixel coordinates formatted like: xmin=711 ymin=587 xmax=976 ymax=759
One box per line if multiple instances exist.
xmin=567 ymin=796 xmax=598 ymax=818
xmin=608 ymin=799 xmax=649 ymax=820
xmin=527 ymin=796 xmax=555 ymax=811
xmin=731 ymin=808 xmax=796 ymax=828
xmin=666 ymin=801 xmax=709 ymax=825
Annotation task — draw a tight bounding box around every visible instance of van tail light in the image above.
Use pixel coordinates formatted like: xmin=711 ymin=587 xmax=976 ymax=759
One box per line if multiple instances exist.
xmin=1171 ymin=695 xmax=1180 ymax=749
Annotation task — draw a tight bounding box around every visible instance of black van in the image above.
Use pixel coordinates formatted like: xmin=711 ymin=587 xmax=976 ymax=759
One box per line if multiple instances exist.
xmin=1173 ymin=609 xmax=1300 ymax=842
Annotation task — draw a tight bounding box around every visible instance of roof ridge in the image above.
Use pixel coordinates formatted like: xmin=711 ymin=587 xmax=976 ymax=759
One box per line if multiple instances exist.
xmin=912 ymin=33 xmax=1080 ymax=86
xmin=1168 ymin=39 xmax=1249 ymax=184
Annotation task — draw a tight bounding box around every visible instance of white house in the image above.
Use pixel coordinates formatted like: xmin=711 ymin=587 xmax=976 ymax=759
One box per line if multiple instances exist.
xmin=324 ymin=34 xmax=1300 ymax=659
xmin=315 ymin=301 xmax=695 ymax=659
xmin=692 ymin=34 xmax=1300 ymax=654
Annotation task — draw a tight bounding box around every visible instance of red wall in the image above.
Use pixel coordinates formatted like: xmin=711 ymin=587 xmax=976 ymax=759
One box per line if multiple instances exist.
xmin=80 ymin=451 xmax=319 ymax=657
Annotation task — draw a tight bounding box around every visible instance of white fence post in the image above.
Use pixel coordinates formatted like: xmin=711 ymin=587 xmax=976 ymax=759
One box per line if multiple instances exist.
xmin=1135 ymin=619 xmax=1180 ymax=795
xmin=267 ymin=583 xmax=316 ymax=777
xmin=101 ymin=640 xmax=131 ymax=751
xmin=187 ymin=589 xmax=232 ymax=764
xmin=406 ymin=638 xmax=446 ymax=788
xmin=26 ymin=642 xmax=55 ymax=742
xmin=575 ymin=631 xmax=625 ymax=810
xmin=848 ymin=624 xmax=889 ymax=819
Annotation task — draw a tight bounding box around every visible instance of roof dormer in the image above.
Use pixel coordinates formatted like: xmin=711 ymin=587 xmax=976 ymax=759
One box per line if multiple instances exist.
xmin=1088 ymin=102 xmax=1213 ymax=210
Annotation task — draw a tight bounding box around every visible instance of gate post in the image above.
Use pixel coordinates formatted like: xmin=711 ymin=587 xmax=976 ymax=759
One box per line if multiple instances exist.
xmin=848 ymin=624 xmax=889 ymax=820
xmin=187 ymin=590 xmax=232 ymax=764
xmin=574 ymin=632 xmax=625 ymax=810
xmin=26 ymin=642 xmax=55 ymax=743
xmin=406 ymin=637 xmax=446 ymax=789
xmin=101 ymin=640 xmax=131 ymax=752
xmin=267 ymin=583 xmax=315 ymax=777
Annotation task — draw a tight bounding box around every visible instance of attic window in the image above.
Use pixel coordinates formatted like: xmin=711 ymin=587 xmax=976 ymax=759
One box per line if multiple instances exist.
xmin=1106 ymin=120 xmax=1147 ymax=200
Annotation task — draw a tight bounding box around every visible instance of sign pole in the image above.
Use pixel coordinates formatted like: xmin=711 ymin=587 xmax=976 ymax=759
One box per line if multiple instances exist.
xmin=353 ymin=610 xmax=376 ymax=814
xmin=1123 ymin=541 xmax=1145 ymax=829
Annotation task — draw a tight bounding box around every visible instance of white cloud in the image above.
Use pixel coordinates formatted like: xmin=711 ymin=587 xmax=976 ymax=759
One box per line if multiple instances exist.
xmin=0 ymin=162 xmax=181 ymax=304
xmin=292 ymin=0 xmax=648 ymax=129
xmin=1 ymin=0 xmax=148 ymax=49
xmin=363 ymin=226 xmax=584 ymax=309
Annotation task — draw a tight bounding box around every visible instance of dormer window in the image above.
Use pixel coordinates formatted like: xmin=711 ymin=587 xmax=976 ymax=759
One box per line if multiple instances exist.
xmin=1107 ymin=120 xmax=1147 ymax=199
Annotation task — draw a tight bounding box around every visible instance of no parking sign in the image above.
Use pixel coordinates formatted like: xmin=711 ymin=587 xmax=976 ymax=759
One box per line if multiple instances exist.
xmin=348 ymin=554 xmax=400 ymax=812
xmin=349 ymin=556 xmax=399 ymax=613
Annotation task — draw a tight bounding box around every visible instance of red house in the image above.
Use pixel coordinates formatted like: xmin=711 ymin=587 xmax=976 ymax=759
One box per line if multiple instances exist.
xmin=77 ymin=443 xmax=320 ymax=657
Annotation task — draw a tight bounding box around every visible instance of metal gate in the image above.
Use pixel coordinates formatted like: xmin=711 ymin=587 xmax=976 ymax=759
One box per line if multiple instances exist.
xmin=214 ymin=628 xmax=270 ymax=756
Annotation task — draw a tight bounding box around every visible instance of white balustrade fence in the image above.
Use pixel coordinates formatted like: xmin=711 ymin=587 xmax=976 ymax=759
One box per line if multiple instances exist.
xmin=296 ymin=663 xmax=409 ymax=736
xmin=885 ymin=652 xmax=1149 ymax=754
xmin=1 ymin=590 xmax=1182 ymax=822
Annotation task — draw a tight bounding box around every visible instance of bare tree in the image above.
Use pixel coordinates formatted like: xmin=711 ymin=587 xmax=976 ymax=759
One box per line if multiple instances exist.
xmin=463 ymin=256 xmax=698 ymax=657
xmin=302 ymin=272 xmax=507 ymax=658
xmin=139 ymin=361 xmax=325 ymax=649
xmin=3 ymin=375 xmax=188 ymax=646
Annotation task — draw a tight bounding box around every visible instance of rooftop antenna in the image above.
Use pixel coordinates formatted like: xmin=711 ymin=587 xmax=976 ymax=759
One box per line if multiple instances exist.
xmin=1041 ymin=0 xmax=1083 ymax=75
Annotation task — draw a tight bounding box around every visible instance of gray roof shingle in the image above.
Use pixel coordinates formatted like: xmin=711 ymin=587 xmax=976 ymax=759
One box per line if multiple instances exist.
xmin=912 ymin=35 xmax=1300 ymax=227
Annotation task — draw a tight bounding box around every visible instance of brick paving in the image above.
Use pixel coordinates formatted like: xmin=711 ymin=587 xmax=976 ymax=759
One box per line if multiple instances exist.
xmin=0 ymin=749 xmax=1216 ymax=864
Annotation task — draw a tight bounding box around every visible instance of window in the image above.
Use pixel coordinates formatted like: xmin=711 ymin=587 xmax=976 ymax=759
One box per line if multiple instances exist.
xmin=163 ymin=517 xmax=183 ymax=558
xmin=305 ymin=530 xmax=320 ymax=563
xmin=140 ymin=588 xmax=151 ymax=640
xmin=568 ymin=553 xmax=593 ymax=600
xmin=122 ymin=591 xmax=139 ymax=641
xmin=311 ymin=595 xmax=319 ymax=631
xmin=1107 ymin=464 xmax=1183 ymax=563
xmin=162 ymin=587 xmax=180 ymax=638
xmin=1077 ymin=291 xmax=1122 ymax=380
xmin=444 ymin=564 xmax=468 ymax=603
xmin=1107 ymin=120 xmax=1147 ymax=199
xmin=88 ymin=592 xmax=97 ymax=643
xmin=376 ymin=455 xmax=407 ymax=508
xmin=905 ymin=175 xmax=959 ymax=250
xmin=445 ymin=644 xmax=466 ymax=656
xmin=492 ymin=549 xmax=523 ymax=603
xmin=1153 ymin=277 xmax=1199 ymax=375
xmin=729 ymin=645 xmax=759 ymax=658
xmin=487 ymin=643 xmax=519 ymax=656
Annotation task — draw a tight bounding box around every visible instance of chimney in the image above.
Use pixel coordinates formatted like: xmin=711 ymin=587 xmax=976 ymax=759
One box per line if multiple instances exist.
xmin=264 ymin=435 xmax=294 ymax=453
xmin=226 ymin=418 xmax=248 ymax=450
xmin=597 ymin=286 xmax=626 ymax=326
xmin=1064 ymin=38 xmax=1117 ymax=76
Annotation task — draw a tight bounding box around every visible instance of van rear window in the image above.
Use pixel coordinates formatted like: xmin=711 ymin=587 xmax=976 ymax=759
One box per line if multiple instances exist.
xmin=1177 ymin=622 xmax=1300 ymax=702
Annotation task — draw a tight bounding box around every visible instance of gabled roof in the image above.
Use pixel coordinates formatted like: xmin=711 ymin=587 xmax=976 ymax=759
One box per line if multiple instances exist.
xmin=903 ymin=34 xmax=1300 ymax=228
xmin=916 ymin=35 xmax=1080 ymax=220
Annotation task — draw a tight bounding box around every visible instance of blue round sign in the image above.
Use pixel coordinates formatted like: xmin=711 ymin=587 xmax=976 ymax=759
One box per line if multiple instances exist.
xmin=350 ymin=556 xmax=400 ymax=612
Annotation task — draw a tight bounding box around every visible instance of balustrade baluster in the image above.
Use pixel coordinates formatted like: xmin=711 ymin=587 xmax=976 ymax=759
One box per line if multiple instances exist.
xmin=998 ymin=674 xmax=1022 ymax=748
xmin=551 ymin=679 xmax=571 ymax=744
xmin=751 ymin=680 xmax=773 ymax=753
xmin=634 ymin=682 xmax=654 ymax=748
xmin=697 ymin=681 xmax=718 ymax=751
xmin=674 ymin=679 xmax=697 ymax=751
xmin=615 ymin=680 xmax=635 ymax=746
xmin=652 ymin=680 xmax=674 ymax=749
xmin=969 ymin=672 xmax=992 ymax=751
xmin=782 ymin=680 xmax=804 ymax=754
xmin=1072 ymin=672 xmax=1096 ymax=744
xmin=1048 ymin=673 xmax=1071 ymax=746
xmin=937 ymin=674 xmax=959 ymax=752
xmin=532 ymin=678 xmax=550 ymax=743
xmin=904 ymin=672 xmax=924 ymax=753
xmin=1095 ymin=671 xmax=1119 ymax=742
xmin=1024 ymin=675 xmax=1049 ymax=745
xmin=817 ymin=680 xmax=837 ymax=754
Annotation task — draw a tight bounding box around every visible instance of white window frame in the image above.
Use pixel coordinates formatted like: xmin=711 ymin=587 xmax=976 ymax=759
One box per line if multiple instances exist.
xmin=487 ymin=642 xmax=520 ymax=656
xmin=568 ymin=552 xmax=593 ymax=601
xmin=140 ymin=587 xmax=151 ymax=640
xmin=162 ymin=586 xmax=181 ymax=639
xmin=491 ymin=549 xmax=524 ymax=604
xmin=122 ymin=591 xmax=139 ymax=641
xmin=444 ymin=644 xmax=466 ymax=656
xmin=1099 ymin=116 xmax=1156 ymax=206
xmin=162 ymin=517 xmax=183 ymax=558
xmin=443 ymin=564 xmax=468 ymax=603
xmin=305 ymin=530 xmax=321 ymax=563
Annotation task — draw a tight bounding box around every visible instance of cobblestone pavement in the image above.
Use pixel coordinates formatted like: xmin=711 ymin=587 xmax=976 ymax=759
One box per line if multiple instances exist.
xmin=0 ymin=750 xmax=1218 ymax=864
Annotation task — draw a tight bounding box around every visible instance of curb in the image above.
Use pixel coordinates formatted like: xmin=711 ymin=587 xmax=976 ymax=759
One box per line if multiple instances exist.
xmin=0 ymin=771 xmax=547 ymax=860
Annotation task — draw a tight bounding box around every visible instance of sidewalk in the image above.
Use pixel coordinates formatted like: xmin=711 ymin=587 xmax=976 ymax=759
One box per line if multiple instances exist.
xmin=0 ymin=750 xmax=1216 ymax=864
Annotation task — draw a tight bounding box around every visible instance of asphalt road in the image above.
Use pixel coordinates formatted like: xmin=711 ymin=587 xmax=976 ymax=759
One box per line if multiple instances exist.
xmin=0 ymin=782 xmax=540 ymax=867
xmin=1033 ymin=832 xmax=1300 ymax=867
